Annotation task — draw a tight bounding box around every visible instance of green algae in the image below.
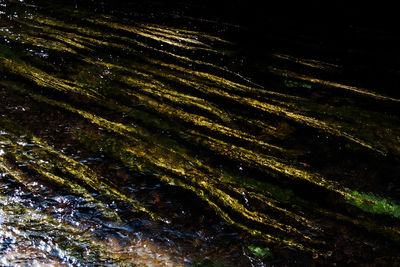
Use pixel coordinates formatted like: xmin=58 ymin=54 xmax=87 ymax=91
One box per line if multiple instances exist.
xmin=284 ymin=80 xmax=312 ymax=89
xmin=345 ymin=191 xmax=400 ymax=218
xmin=248 ymin=245 xmax=272 ymax=258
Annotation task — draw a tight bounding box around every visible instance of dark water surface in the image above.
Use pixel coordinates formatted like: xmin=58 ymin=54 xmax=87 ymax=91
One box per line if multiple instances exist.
xmin=1 ymin=0 xmax=400 ymax=266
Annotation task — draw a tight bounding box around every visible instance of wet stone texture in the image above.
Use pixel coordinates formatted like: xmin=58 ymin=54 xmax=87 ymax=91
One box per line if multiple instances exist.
xmin=1 ymin=0 xmax=400 ymax=266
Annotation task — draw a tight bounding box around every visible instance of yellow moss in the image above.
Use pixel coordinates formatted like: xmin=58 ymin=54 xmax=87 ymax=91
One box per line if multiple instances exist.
xmin=0 ymin=56 xmax=99 ymax=98
xmin=85 ymin=17 xmax=216 ymax=53
xmin=272 ymin=53 xmax=340 ymax=72
xmin=269 ymin=67 xmax=400 ymax=102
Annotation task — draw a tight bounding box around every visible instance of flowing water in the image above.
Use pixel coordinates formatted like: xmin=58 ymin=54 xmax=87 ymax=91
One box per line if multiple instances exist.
xmin=1 ymin=0 xmax=400 ymax=266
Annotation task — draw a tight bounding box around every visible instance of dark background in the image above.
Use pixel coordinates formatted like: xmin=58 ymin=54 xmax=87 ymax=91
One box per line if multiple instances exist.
xmin=69 ymin=0 xmax=400 ymax=97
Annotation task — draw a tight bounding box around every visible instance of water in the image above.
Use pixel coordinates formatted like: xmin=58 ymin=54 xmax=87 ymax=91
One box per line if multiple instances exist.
xmin=1 ymin=0 xmax=400 ymax=265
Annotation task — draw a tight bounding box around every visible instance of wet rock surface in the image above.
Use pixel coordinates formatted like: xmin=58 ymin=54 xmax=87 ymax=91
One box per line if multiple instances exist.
xmin=1 ymin=1 xmax=400 ymax=266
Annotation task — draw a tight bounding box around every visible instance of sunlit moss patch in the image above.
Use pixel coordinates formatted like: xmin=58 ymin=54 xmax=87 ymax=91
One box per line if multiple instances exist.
xmin=248 ymin=245 xmax=272 ymax=258
xmin=346 ymin=191 xmax=400 ymax=218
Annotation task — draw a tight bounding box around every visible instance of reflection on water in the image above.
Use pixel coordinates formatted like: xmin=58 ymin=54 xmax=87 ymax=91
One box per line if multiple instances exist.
xmin=1 ymin=0 xmax=400 ymax=265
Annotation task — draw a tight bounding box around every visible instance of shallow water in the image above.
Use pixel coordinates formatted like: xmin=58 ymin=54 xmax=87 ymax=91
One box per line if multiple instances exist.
xmin=1 ymin=0 xmax=400 ymax=266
